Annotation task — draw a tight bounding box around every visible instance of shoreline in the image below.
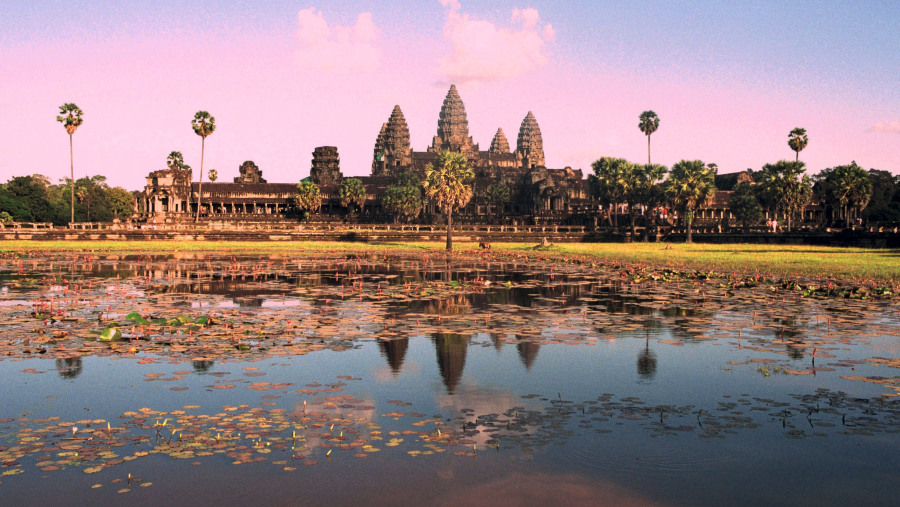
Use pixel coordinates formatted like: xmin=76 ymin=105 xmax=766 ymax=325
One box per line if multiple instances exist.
xmin=1 ymin=240 xmax=898 ymax=290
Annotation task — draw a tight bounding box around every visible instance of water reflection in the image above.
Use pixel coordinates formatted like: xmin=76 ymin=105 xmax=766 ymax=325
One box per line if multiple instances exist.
xmin=636 ymin=335 xmax=657 ymax=379
xmin=516 ymin=340 xmax=541 ymax=369
xmin=1 ymin=251 xmax=899 ymax=506
xmin=55 ymin=357 xmax=83 ymax=379
xmin=192 ymin=360 xmax=215 ymax=373
xmin=433 ymin=333 xmax=469 ymax=394
xmin=378 ymin=338 xmax=409 ymax=375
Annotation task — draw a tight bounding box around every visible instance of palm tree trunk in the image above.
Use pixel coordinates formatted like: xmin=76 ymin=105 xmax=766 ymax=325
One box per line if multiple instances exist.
xmin=647 ymin=135 xmax=652 ymax=165
xmin=69 ymin=134 xmax=74 ymax=225
xmin=630 ymin=210 xmax=636 ymax=239
xmin=195 ymin=137 xmax=205 ymax=222
xmin=686 ymin=215 xmax=693 ymax=243
xmin=446 ymin=210 xmax=453 ymax=251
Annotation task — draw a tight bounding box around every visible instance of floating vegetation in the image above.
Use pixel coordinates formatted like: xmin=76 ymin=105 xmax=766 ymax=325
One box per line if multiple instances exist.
xmin=0 ymin=248 xmax=897 ymax=500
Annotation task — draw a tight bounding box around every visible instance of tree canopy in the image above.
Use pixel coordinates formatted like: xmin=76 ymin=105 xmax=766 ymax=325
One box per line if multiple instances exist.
xmin=664 ymin=159 xmax=716 ymax=242
xmin=423 ymin=151 xmax=474 ymax=250
xmin=0 ymin=174 xmax=132 ymax=224
xmin=484 ymin=182 xmax=512 ymax=213
xmin=338 ymin=178 xmax=367 ymax=214
xmin=588 ymin=157 xmax=635 ymax=228
xmin=815 ymin=162 xmax=872 ymax=228
xmin=295 ymin=180 xmax=321 ymax=220
xmin=788 ymin=127 xmax=808 ymax=162
xmin=638 ymin=110 xmax=660 ymax=164
xmin=728 ymin=182 xmax=763 ymax=230
xmin=756 ymin=160 xmax=812 ymax=231
xmin=382 ymin=184 xmax=423 ymax=223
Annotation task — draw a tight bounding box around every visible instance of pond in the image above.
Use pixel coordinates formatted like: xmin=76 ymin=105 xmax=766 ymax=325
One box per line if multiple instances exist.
xmin=0 ymin=250 xmax=897 ymax=506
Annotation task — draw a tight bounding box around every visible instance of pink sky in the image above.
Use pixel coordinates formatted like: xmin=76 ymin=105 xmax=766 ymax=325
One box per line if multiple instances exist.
xmin=1 ymin=1 xmax=897 ymax=191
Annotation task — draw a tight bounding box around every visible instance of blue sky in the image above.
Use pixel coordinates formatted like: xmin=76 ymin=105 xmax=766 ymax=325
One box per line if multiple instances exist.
xmin=1 ymin=1 xmax=896 ymax=189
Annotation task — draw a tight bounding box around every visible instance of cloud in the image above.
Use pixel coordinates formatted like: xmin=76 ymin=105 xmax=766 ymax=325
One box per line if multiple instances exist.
xmin=295 ymin=8 xmax=380 ymax=73
xmin=868 ymin=120 xmax=900 ymax=133
xmin=438 ymin=1 xmax=555 ymax=83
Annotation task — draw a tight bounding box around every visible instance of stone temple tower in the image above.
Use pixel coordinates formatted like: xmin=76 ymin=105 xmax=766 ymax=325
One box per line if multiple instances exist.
xmin=516 ymin=111 xmax=545 ymax=168
xmin=310 ymin=146 xmax=343 ymax=186
xmin=428 ymin=84 xmax=478 ymax=156
xmin=489 ymin=128 xmax=510 ymax=154
xmin=372 ymin=105 xmax=412 ymax=176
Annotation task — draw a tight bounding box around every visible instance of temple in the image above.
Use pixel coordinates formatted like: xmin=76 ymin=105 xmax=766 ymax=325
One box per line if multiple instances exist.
xmin=137 ymin=84 xmax=593 ymax=225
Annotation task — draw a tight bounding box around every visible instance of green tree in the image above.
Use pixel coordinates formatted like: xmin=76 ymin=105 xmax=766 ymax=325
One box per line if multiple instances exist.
xmin=423 ymin=151 xmax=474 ymax=251
xmin=817 ymin=162 xmax=872 ymax=228
xmin=588 ymin=157 xmax=635 ymax=229
xmin=0 ymin=175 xmax=62 ymax=223
xmin=728 ymin=182 xmax=763 ymax=231
xmin=74 ymin=176 xmax=102 ymax=221
xmin=295 ymin=180 xmax=321 ymax=221
xmin=191 ymin=111 xmax=216 ymax=221
xmin=638 ymin=110 xmax=660 ymax=165
xmin=861 ymin=170 xmax=900 ymax=224
xmin=57 ymin=103 xmax=84 ymax=224
xmin=105 ymin=186 xmax=135 ymax=219
xmin=338 ymin=178 xmax=367 ymax=215
xmin=167 ymin=151 xmax=185 ymax=170
xmin=207 ymin=169 xmax=218 ymax=183
xmin=787 ymin=127 xmax=808 ymax=162
xmin=484 ymin=182 xmax=512 ymax=215
xmin=664 ymin=159 xmax=716 ymax=243
xmin=756 ymin=160 xmax=812 ymax=231
xmin=624 ymin=163 xmax=667 ymax=238
xmin=382 ymin=184 xmax=423 ymax=223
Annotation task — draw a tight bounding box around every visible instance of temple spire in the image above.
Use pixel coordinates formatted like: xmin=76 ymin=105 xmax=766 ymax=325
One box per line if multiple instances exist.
xmin=516 ymin=111 xmax=545 ymax=168
xmin=429 ymin=84 xmax=477 ymax=155
xmin=489 ymin=128 xmax=510 ymax=154
xmin=373 ymin=105 xmax=412 ymax=175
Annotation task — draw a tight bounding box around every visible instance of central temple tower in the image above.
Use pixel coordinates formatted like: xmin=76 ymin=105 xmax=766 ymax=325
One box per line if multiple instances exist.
xmin=428 ymin=84 xmax=478 ymax=156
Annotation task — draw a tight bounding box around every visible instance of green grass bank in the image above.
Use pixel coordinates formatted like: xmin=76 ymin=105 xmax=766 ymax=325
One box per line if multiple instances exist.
xmin=1 ymin=240 xmax=897 ymax=286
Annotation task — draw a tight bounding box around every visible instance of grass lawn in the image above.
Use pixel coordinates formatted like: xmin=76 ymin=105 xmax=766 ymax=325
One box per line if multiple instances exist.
xmin=502 ymin=243 xmax=900 ymax=287
xmin=1 ymin=240 xmax=897 ymax=286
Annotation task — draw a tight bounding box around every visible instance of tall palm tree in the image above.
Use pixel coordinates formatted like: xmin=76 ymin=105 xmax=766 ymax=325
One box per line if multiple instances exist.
xmin=788 ymin=127 xmax=808 ymax=162
xmin=638 ymin=110 xmax=660 ymax=165
xmin=207 ymin=169 xmax=218 ymax=183
xmin=191 ymin=111 xmax=216 ymax=222
xmin=664 ymin=159 xmax=716 ymax=243
xmin=423 ymin=151 xmax=474 ymax=251
xmin=57 ymin=103 xmax=84 ymax=224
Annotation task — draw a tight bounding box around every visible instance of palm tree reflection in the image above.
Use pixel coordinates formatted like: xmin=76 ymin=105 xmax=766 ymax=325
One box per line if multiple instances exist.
xmin=56 ymin=357 xmax=83 ymax=379
xmin=636 ymin=335 xmax=657 ymax=379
